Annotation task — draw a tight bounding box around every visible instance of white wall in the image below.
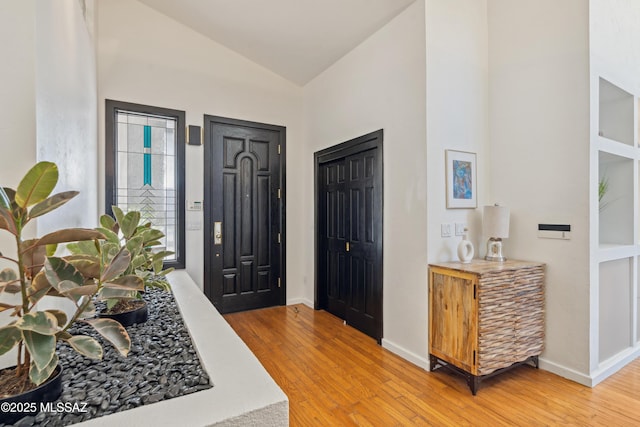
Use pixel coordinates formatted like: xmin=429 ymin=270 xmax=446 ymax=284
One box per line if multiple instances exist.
xmin=0 ymin=0 xmax=37 ymax=259
xmin=0 ymin=0 xmax=33 ymax=357
xmin=590 ymin=0 xmax=640 ymax=95
xmin=97 ymin=0 xmax=305 ymax=297
xmin=426 ymin=0 xmax=490 ymax=264
xmin=488 ymin=0 xmax=591 ymax=381
xmin=303 ymin=1 xmax=428 ymax=366
xmin=35 ymin=0 xmax=99 ymax=234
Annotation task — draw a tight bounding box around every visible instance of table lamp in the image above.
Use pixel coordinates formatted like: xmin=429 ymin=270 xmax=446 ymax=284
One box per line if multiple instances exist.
xmin=483 ymin=204 xmax=510 ymax=262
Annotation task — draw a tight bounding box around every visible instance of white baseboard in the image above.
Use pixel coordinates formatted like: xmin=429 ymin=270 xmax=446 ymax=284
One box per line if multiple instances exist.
xmin=590 ymin=346 xmax=640 ymax=387
xmin=381 ymin=338 xmax=430 ymax=370
xmin=538 ymin=357 xmax=592 ymax=387
xmin=286 ymin=297 xmax=314 ymax=308
xmin=540 ymin=346 xmax=640 ymax=388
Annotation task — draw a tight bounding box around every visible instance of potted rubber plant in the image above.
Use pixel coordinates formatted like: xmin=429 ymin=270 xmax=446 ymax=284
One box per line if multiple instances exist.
xmin=0 ymin=162 xmax=134 ymax=423
xmin=67 ymin=206 xmax=173 ymax=327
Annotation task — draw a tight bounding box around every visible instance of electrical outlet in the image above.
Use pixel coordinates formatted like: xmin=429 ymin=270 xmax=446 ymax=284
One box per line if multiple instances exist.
xmin=441 ymin=223 xmax=452 ymax=238
xmin=455 ymin=223 xmax=466 ymax=236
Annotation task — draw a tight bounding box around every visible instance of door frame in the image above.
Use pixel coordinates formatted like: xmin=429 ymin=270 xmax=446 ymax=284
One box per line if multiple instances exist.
xmin=314 ymin=129 xmax=384 ymax=341
xmin=203 ymin=115 xmax=287 ymax=310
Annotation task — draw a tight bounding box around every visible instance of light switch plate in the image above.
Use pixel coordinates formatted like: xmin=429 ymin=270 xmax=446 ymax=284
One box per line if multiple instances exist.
xmin=441 ymin=223 xmax=452 ymax=238
xmin=455 ymin=223 xmax=466 ymax=236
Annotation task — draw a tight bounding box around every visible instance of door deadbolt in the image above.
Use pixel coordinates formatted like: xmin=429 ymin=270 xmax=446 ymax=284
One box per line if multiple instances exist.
xmin=214 ymin=221 xmax=222 ymax=245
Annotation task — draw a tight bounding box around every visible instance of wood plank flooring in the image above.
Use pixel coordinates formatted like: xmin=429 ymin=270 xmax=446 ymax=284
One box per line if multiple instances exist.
xmin=224 ymin=304 xmax=640 ymax=426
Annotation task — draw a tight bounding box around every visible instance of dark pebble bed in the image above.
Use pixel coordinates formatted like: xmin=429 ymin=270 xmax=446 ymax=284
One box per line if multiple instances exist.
xmin=2 ymin=289 xmax=213 ymax=427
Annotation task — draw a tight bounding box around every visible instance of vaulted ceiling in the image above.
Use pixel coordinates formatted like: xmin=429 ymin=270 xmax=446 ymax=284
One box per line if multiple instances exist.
xmin=138 ymin=0 xmax=416 ymax=85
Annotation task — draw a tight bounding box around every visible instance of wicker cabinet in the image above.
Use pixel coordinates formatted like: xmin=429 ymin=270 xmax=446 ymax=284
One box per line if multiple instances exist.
xmin=428 ymin=260 xmax=545 ymax=394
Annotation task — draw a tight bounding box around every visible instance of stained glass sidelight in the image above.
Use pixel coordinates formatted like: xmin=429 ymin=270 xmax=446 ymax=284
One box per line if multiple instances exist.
xmin=115 ymin=111 xmax=177 ymax=260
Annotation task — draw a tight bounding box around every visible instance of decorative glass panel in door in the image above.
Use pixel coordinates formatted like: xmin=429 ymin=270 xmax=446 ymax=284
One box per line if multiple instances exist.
xmin=105 ymin=100 xmax=185 ymax=269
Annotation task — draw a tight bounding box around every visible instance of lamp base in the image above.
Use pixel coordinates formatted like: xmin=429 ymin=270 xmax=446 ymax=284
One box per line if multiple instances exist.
xmin=485 ymin=238 xmax=506 ymax=262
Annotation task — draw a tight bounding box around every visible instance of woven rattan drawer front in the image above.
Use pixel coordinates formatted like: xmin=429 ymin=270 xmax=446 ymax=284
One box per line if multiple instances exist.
xmin=476 ymin=265 xmax=545 ymax=375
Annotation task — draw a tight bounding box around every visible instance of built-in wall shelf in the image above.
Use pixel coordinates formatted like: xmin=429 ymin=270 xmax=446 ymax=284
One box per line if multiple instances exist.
xmin=598 ymin=151 xmax=633 ymax=247
xmin=599 ymin=258 xmax=633 ymax=362
xmin=596 ymin=136 xmax=637 ymax=159
xmin=598 ymin=244 xmax=638 ymax=263
xmin=594 ymin=76 xmax=640 ymax=373
xmin=598 ymin=77 xmax=635 ymax=146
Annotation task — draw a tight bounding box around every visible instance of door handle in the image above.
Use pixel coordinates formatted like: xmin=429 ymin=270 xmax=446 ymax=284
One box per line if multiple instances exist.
xmin=214 ymin=221 xmax=222 ymax=245
xmin=346 ymin=242 xmax=350 ymax=252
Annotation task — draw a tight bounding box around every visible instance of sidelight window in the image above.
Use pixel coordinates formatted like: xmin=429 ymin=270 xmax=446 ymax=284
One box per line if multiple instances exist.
xmin=105 ymin=100 xmax=185 ymax=269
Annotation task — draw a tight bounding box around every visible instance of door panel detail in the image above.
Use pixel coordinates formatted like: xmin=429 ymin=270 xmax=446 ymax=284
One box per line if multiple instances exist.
xmin=315 ymin=130 xmax=383 ymax=342
xmin=204 ymin=116 xmax=285 ymax=313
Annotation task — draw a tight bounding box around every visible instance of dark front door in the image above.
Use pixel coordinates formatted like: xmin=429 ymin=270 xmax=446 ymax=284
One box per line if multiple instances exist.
xmin=315 ymin=130 xmax=383 ymax=342
xmin=204 ymin=116 xmax=285 ymax=313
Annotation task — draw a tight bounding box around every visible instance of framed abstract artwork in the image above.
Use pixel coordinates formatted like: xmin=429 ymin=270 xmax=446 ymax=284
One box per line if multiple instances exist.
xmin=445 ymin=150 xmax=477 ymax=209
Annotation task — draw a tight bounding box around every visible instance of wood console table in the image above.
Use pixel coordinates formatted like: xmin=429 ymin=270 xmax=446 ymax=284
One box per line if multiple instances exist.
xmin=428 ymin=259 xmax=545 ymax=394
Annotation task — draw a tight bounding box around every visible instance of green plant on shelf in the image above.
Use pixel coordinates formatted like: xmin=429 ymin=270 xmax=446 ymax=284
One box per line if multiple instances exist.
xmin=599 ymin=175 xmax=609 ymax=212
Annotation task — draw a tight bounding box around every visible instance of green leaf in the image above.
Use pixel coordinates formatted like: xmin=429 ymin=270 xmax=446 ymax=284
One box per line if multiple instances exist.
xmin=67 ymin=335 xmax=103 ymax=360
xmin=120 ymin=211 xmax=141 ymax=239
xmin=140 ymin=228 xmax=165 ymax=245
xmin=67 ymin=240 xmax=100 ymax=256
xmin=79 ymin=301 xmax=96 ymax=319
xmin=15 ymin=162 xmax=58 ymax=208
xmin=56 ymin=331 xmax=72 ymax=340
xmin=0 ymin=186 xmax=11 ymax=210
xmin=28 ymin=191 xmax=79 ymax=219
xmin=46 ymin=244 xmax=57 ymax=257
xmin=0 ymin=268 xmax=17 ymax=282
xmin=56 ymin=280 xmax=80 ymax=299
xmin=22 ymin=330 xmax=56 ymax=370
xmin=111 ymin=206 xmax=125 ymax=229
xmin=36 ymin=228 xmax=105 ymax=246
xmin=29 ymin=353 xmax=58 ymax=386
xmin=151 ymin=251 xmax=174 ymax=262
xmin=104 ymin=275 xmax=144 ymax=291
xmin=16 ymin=311 xmax=59 ymax=335
xmin=0 ymin=325 xmax=21 ymax=355
xmin=84 ymin=318 xmax=130 ymax=357
xmin=96 ymin=227 xmax=120 ymax=244
xmin=159 ymin=267 xmax=174 ymax=277
xmin=100 ymin=214 xmax=117 ymax=232
xmin=101 ymin=242 xmax=119 ymax=265
xmin=106 ymin=298 xmax=119 ymax=310
xmin=98 ymin=287 xmax=138 ymax=300
xmin=45 ymin=310 xmax=67 ymax=329
xmin=44 ymin=257 xmax=84 ymax=288
xmin=130 ymin=255 xmax=146 ymax=272
xmin=101 ymin=249 xmax=131 ymax=282
xmin=27 ymin=272 xmax=52 ymax=305
xmin=66 ymin=256 xmax=101 ymax=279
xmin=125 ymin=236 xmax=144 ymax=257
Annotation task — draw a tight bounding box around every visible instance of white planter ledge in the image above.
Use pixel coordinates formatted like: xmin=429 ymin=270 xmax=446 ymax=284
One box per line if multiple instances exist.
xmin=78 ymin=270 xmax=289 ymax=427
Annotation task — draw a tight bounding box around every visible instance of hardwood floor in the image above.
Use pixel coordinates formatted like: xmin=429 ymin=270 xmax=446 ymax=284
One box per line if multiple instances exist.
xmin=224 ymin=304 xmax=640 ymax=426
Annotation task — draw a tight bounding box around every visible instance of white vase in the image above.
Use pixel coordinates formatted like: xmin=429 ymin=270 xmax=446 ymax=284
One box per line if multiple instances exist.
xmin=457 ymin=232 xmax=474 ymax=263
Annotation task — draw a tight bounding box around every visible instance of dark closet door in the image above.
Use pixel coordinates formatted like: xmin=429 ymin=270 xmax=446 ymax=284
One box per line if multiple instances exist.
xmin=316 ymin=130 xmax=383 ymax=342
xmin=204 ymin=116 xmax=285 ymax=314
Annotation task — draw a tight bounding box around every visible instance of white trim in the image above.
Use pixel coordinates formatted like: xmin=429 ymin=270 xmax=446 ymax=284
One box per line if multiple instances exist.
xmin=590 ymin=346 xmax=640 ymax=387
xmin=381 ymin=338 xmax=430 ymax=371
xmin=538 ymin=357 xmax=593 ymax=387
xmin=286 ymin=297 xmax=314 ymax=308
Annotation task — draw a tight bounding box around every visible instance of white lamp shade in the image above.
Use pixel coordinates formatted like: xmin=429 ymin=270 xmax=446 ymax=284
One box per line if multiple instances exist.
xmin=483 ymin=205 xmax=510 ymax=238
